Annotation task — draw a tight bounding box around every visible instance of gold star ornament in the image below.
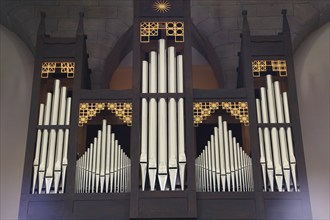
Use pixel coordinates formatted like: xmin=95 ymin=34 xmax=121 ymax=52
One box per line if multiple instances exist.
xmin=153 ymin=0 xmax=171 ymax=13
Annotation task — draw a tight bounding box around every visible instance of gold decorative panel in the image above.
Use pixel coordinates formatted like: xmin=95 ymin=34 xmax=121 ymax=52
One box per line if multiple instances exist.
xmin=193 ymin=102 xmax=249 ymax=127
xmin=220 ymin=102 xmax=249 ymax=126
xmin=107 ymin=103 xmax=132 ymax=126
xmin=153 ymin=0 xmax=171 ymax=13
xmin=252 ymin=60 xmax=287 ymax=77
xmin=140 ymin=21 xmax=184 ymax=43
xmin=79 ymin=102 xmax=132 ymax=127
xmin=41 ymin=62 xmax=75 ymax=78
xmin=193 ymin=102 xmax=220 ymax=127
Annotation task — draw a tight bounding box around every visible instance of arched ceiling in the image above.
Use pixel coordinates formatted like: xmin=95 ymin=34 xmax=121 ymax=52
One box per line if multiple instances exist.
xmin=1 ymin=0 xmax=329 ymax=88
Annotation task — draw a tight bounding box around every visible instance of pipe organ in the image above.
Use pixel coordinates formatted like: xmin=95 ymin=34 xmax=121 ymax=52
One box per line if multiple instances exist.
xmin=19 ymin=1 xmax=311 ymax=220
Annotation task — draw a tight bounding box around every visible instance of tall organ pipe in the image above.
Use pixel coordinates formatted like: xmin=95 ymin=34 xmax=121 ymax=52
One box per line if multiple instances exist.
xmin=148 ymin=51 xmax=157 ymax=191
xmin=168 ymin=46 xmax=178 ymax=191
xmin=256 ymin=98 xmax=267 ymax=191
xmin=140 ymin=60 xmax=148 ymax=191
xmin=38 ymin=92 xmax=52 ymax=194
xmin=157 ymin=39 xmax=168 ymax=191
xmin=177 ymin=55 xmax=186 ymax=191
xmin=32 ymin=104 xmax=44 ymax=194
xmin=283 ymin=92 xmax=297 ymax=191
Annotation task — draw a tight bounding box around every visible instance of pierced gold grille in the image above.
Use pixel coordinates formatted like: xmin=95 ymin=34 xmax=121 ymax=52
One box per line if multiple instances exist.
xmin=107 ymin=103 xmax=132 ymax=126
xmin=220 ymin=102 xmax=249 ymax=126
xmin=140 ymin=21 xmax=184 ymax=43
xmin=41 ymin=62 xmax=75 ymax=78
xmin=79 ymin=102 xmax=132 ymax=127
xmin=193 ymin=102 xmax=249 ymax=127
xmin=252 ymin=60 xmax=287 ymax=77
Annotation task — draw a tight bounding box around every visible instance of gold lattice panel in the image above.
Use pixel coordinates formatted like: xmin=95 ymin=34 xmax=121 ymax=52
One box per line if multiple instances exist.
xmin=252 ymin=60 xmax=287 ymax=77
xmin=79 ymin=102 xmax=132 ymax=127
xmin=220 ymin=102 xmax=249 ymax=126
xmin=140 ymin=21 xmax=184 ymax=43
xmin=41 ymin=62 xmax=75 ymax=78
xmin=193 ymin=102 xmax=249 ymax=127
xmin=107 ymin=103 xmax=132 ymax=126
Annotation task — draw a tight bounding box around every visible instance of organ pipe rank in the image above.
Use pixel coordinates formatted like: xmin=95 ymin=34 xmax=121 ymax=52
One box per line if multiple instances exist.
xmin=256 ymin=74 xmax=298 ymax=192
xmin=32 ymin=79 xmax=71 ymax=194
xmin=140 ymin=39 xmax=186 ymax=191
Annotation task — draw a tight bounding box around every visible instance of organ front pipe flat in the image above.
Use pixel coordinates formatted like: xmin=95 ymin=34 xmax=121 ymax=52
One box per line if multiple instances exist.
xmin=45 ymin=79 xmax=61 ymax=193
xmin=218 ymin=116 xmax=226 ymax=191
xmin=210 ymin=136 xmax=216 ymax=192
xmin=274 ymin=82 xmax=291 ymax=191
xmin=32 ymin=104 xmax=44 ymax=194
xmin=38 ymin=92 xmax=52 ymax=193
xmin=88 ymin=143 xmax=93 ymax=193
xmin=105 ymin=125 xmax=111 ymax=193
xmin=168 ymin=97 xmax=178 ymax=190
xmin=229 ymin=131 xmax=235 ymax=191
xmin=95 ymin=130 xmax=101 ymax=193
xmin=256 ymin=98 xmax=267 ymax=191
xmin=61 ymin=97 xmax=71 ymax=194
xmin=260 ymin=87 xmax=274 ymax=192
xmin=223 ymin=121 xmax=231 ymax=191
xmin=91 ymin=138 xmax=97 ymax=193
xmin=140 ymin=60 xmax=148 ymax=191
xmin=177 ymin=55 xmax=186 ymax=191
xmin=168 ymin=46 xmax=178 ymax=190
xmin=148 ymin=51 xmax=157 ymax=191
xmin=54 ymin=86 xmax=67 ymax=193
xmin=158 ymin=98 xmax=167 ymax=191
xmin=100 ymin=120 xmax=107 ymax=192
xmin=206 ymin=143 xmax=211 ymax=192
xmin=266 ymin=76 xmax=284 ymax=191
xmin=233 ymin=138 xmax=239 ymax=191
xmin=214 ymin=127 xmax=221 ymax=192
xmin=110 ymin=133 xmax=115 ymax=192
xmin=157 ymin=39 xmax=168 ymax=191
xmin=283 ymin=92 xmax=298 ymax=191
xmin=114 ymin=140 xmax=118 ymax=192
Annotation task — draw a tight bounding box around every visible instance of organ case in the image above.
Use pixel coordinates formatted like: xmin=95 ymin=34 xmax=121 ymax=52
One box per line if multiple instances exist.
xmin=19 ymin=1 xmax=311 ymax=220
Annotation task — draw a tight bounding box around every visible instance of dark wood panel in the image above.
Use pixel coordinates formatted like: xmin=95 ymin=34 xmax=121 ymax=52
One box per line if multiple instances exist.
xmin=197 ymin=199 xmax=256 ymax=219
xmin=138 ymin=197 xmax=188 ymax=218
xmin=264 ymin=199 xmax=303 ymax=219
xmin=27 ymin=201 xmax=65 ymax=218
xmin=73 ymin=199 xmax=130 ymax=219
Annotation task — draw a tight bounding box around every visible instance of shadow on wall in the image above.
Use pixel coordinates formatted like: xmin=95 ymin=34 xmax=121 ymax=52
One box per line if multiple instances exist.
xmin=0 ymin=25 xmax=34 ymax=219
xmin=294 ymin=22 xmax=330 ymax=220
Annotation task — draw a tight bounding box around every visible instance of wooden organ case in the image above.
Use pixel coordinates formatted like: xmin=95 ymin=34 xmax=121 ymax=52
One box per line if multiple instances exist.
xmin=19 ymin=1 xmax=312 ymax=219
